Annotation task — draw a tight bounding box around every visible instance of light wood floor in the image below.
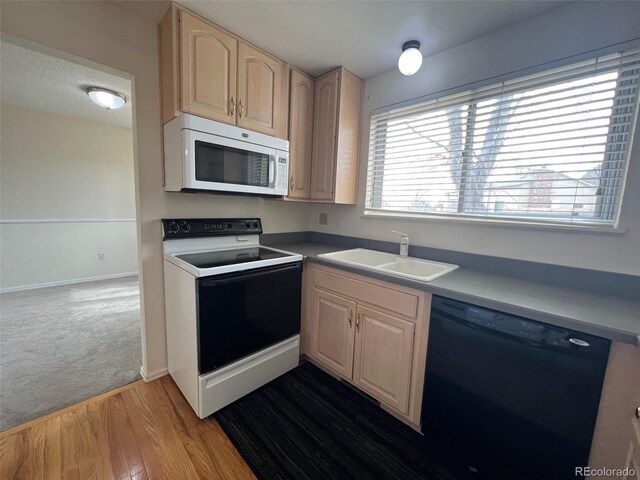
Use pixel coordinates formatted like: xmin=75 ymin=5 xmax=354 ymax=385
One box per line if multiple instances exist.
xmin=0 ymin=376 xmax=256 ymax=480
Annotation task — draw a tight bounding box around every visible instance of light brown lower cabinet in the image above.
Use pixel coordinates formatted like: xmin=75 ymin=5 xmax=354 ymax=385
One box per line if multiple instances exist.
xmin=624 ymin=416 xmax=640 ymax=479
xmin=311 ymin=288 xmax=356 ymax=378
xmin=303 ymin=263 xmax=431 ymax=429
xmin=353 ymin=306 xmax=415 ymax=415
xmin=588 ymin=342 xmax=640 ymax=479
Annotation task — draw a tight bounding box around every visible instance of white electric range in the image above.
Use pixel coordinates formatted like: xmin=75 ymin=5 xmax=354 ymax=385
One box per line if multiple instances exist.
xmin=162 ymin=218 xmax=303 ymax=418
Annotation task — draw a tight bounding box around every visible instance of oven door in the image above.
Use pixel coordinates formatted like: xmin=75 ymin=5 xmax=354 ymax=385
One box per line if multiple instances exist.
xmin=183 ymin=129 xmax=278 ymax=195
xmin=196 ymin=262 xmax=302 ymax=375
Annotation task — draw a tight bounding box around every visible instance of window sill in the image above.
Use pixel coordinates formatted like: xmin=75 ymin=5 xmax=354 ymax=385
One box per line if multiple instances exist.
xmin=361 ymin=210 xmax=628 ymax=236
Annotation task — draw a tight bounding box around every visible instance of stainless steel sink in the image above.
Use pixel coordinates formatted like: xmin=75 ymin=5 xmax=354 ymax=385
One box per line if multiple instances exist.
xmin=317 ymin=248 xmax=459 ymax=282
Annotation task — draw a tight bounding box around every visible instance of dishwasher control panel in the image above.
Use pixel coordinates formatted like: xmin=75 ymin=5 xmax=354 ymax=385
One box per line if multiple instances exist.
xmin=434 ymin=296 xmax=610 ymax=354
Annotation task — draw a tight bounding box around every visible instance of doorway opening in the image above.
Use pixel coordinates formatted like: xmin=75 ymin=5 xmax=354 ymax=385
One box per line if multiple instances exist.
xmin=0 ymin=40 xmax=142 ymax=431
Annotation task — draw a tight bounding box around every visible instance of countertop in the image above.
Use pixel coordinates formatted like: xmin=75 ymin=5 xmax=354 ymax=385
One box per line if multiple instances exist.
xmin=272 ymin=241 xmax=640 ymax=346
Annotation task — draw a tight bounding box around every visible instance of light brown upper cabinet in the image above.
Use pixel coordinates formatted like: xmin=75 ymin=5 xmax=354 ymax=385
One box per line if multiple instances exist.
xmin=310 ymin=67 xmax=363 ymax=204
xmin=310 ymin=70 xmax=340 ymax=201
xmin=160 ymin=5 xmax=288 ymax=139
xmin=178 ymin=11 xmax=236 ymax=124
xmin=287 ymin=69 xmax=314 ymax=200
xmin=286 ymin=67 xmax=363 ymax=203
xmin=236 ymin=42 xmax=284 ymax=137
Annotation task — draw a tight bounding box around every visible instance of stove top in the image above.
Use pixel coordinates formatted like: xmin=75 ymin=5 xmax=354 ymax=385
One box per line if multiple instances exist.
xmin=176 ymin=247 xmax=293 ymax=269
xmin=162 ymin=218 xmax=303 ymax=277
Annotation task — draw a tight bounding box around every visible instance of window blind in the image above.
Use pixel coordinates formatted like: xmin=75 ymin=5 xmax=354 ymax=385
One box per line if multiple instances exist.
xmin=365 ymin=49 xmax=640 ymax=226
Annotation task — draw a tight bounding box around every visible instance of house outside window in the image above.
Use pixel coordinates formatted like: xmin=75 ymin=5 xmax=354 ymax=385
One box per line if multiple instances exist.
xmin=365 ymin=49 xmax=640 ymax=228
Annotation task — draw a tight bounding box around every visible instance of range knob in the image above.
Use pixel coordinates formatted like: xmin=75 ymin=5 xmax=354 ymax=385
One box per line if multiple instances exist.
xmin=179 ymin=221 xmax=191 ymax=232
xmin=227 ymin=223 xmax=233 ymax=229
xmin=253 ymin=222 xmax=259 ymax=229
xmin=168 ymin=222 xmax=179 ymax=233
xmin=246 ymin=222 xmax=252 ymax=229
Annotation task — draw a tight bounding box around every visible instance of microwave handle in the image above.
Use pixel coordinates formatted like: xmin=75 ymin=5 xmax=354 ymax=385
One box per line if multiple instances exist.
xmin=268 ymin=155 xmax=276 ymax=188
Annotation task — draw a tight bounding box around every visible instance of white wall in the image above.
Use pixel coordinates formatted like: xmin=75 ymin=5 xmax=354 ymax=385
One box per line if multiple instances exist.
xmin=0 ymin=104 xmax=138 ymax=289
xmin=0 ymin=1 xmax=310 ymax=379
xmin=307 ymin=1 xmax=640 ymax=276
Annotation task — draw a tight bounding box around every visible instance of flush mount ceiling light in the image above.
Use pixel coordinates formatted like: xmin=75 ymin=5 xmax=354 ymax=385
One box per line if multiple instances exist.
xmin=86 ymin=87 xmax=127 ymax=110
xmin=398 ymin=40 xmax=423 ymax=76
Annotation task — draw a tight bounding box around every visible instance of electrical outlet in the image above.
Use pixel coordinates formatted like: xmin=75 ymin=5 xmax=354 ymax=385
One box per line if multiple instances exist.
xmin=98 ymin=253 xmax=107 ymax=261
xmin=319 ymin=213 xmax=328 ymax=225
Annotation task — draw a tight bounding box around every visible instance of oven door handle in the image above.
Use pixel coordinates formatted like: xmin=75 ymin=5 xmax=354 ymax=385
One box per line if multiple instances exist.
xmin=199 ymin=263 xmax=301 ymax=287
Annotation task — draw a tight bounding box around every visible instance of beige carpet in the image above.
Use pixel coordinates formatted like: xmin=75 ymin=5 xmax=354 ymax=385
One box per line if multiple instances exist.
xmin=0 ymin=276 xmax=141 ymax=431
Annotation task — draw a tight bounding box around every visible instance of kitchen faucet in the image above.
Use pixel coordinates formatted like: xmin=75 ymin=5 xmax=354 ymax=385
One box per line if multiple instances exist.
xmin=391 ymin=231 xmax=409 ymax=257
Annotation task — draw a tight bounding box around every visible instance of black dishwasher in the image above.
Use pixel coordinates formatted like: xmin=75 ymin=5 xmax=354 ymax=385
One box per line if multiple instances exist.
xmin=421 ymin=296 xmax=610 ymax=480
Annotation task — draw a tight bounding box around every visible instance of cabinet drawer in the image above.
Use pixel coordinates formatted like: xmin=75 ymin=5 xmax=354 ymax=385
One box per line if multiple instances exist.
xmin=315 ymin=268 xmax=419 ymax=319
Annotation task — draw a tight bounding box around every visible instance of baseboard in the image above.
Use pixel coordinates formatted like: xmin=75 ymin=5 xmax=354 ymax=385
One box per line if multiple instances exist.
xmin=0 ymin=272 xmax=138 ymax=294
xmin=140 ymin=366 xmax=168 ymax=382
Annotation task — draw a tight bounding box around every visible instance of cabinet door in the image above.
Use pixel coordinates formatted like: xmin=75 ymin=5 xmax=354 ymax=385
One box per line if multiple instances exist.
xmin=333 ymin=68 xmax=363 ymax=204
xmin=624 ymin=417 xmax=640 ymax=479
xmin=287 ymin=69 xmax=314 ymax=200
xmin=180 ymin=11 xmax=237 ymax=124
xmin=310 ymin=69 xmax=339 ymax=201
xmin=310 ymin=288 xmax=356 ymax=379
xmin=353 ymin=306 xmax=414 ymax=414
xmin=237 ymin=42 xmax=283 ymax=136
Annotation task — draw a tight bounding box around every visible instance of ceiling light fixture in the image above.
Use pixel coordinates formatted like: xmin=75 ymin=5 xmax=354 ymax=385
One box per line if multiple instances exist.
xmin=398 ymin=40 xmax=423 ymax=76
xmin=86 ymin=87 xmax=127 ymax=110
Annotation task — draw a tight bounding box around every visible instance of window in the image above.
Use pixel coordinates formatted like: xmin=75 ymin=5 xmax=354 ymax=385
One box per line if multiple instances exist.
xmin=365 ymin=50 xmax=640 ymax=227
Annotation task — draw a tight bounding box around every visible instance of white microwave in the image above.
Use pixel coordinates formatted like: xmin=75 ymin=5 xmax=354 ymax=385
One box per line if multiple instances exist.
xmin=163 ymin=114 xmax=289 ymax=196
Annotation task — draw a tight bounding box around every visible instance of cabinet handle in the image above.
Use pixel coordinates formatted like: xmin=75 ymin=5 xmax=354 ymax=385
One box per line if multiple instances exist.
xmin=290 ymin=176 xmax=295 ymax=191
xmin=356 ymin=313 xmax=360 ymax=332
xmin=230 ymin=97 xmax=235 ymax=116
xmin=636 ymin=406 xmax=640 ymax=419
xmin=348 ymin=310 xmax=353 ymax=328
xmin=238 ymin=99 xmax=244 ymax=119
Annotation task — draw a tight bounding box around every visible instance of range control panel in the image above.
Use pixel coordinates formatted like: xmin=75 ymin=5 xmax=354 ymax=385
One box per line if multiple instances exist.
xmin=162 ymin=218 xmax=262 ymax=239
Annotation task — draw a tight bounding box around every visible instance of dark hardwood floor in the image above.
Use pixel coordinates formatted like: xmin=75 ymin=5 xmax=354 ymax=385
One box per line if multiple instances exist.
xmin=215 ymin=362 xmax=467 ymax=480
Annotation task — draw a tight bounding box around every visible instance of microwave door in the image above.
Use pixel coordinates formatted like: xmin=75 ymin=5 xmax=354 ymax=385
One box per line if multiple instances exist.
xmin=183 ymin=130 xmax=277 ymax=195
